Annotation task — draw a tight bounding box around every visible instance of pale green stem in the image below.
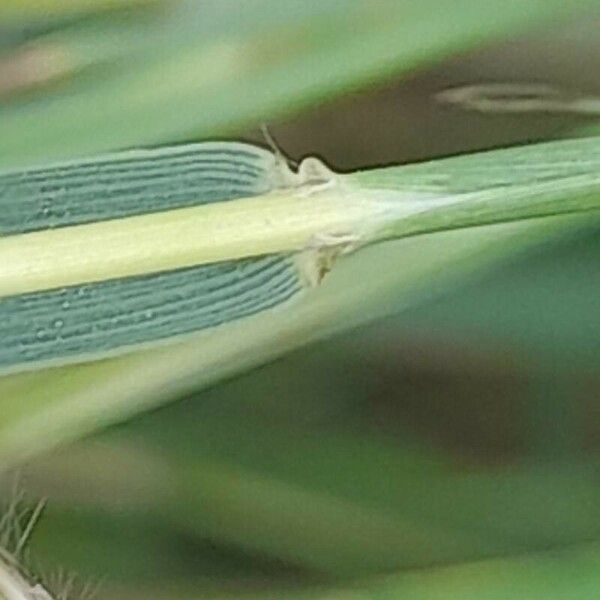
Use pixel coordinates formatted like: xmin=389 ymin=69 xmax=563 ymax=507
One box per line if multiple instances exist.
xmin=348 ymin=137 xmax=600 ymax=243
xmin=1 ymin=137 xmax=600 ymax=298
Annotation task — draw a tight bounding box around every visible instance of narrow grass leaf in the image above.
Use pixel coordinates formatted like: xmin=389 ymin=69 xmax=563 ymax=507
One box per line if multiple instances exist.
xmin=1 ymin=136 xmax=600 ymax=376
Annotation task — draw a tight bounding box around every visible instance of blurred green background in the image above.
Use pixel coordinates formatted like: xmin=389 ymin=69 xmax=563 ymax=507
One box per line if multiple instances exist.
xmin=1 ymin=1 xmax=599 ymax=599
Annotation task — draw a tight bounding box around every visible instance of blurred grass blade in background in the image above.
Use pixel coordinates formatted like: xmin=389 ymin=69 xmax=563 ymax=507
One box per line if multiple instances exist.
xmin=1 ymin=0 xmax=596 ymax=167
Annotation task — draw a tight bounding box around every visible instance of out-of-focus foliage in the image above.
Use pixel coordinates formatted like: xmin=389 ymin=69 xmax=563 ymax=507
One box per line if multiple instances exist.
xmin=0 ymin=1 xmax=599 ymax=599
xmin=1 ymin=0 xmax=594 ymax=167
